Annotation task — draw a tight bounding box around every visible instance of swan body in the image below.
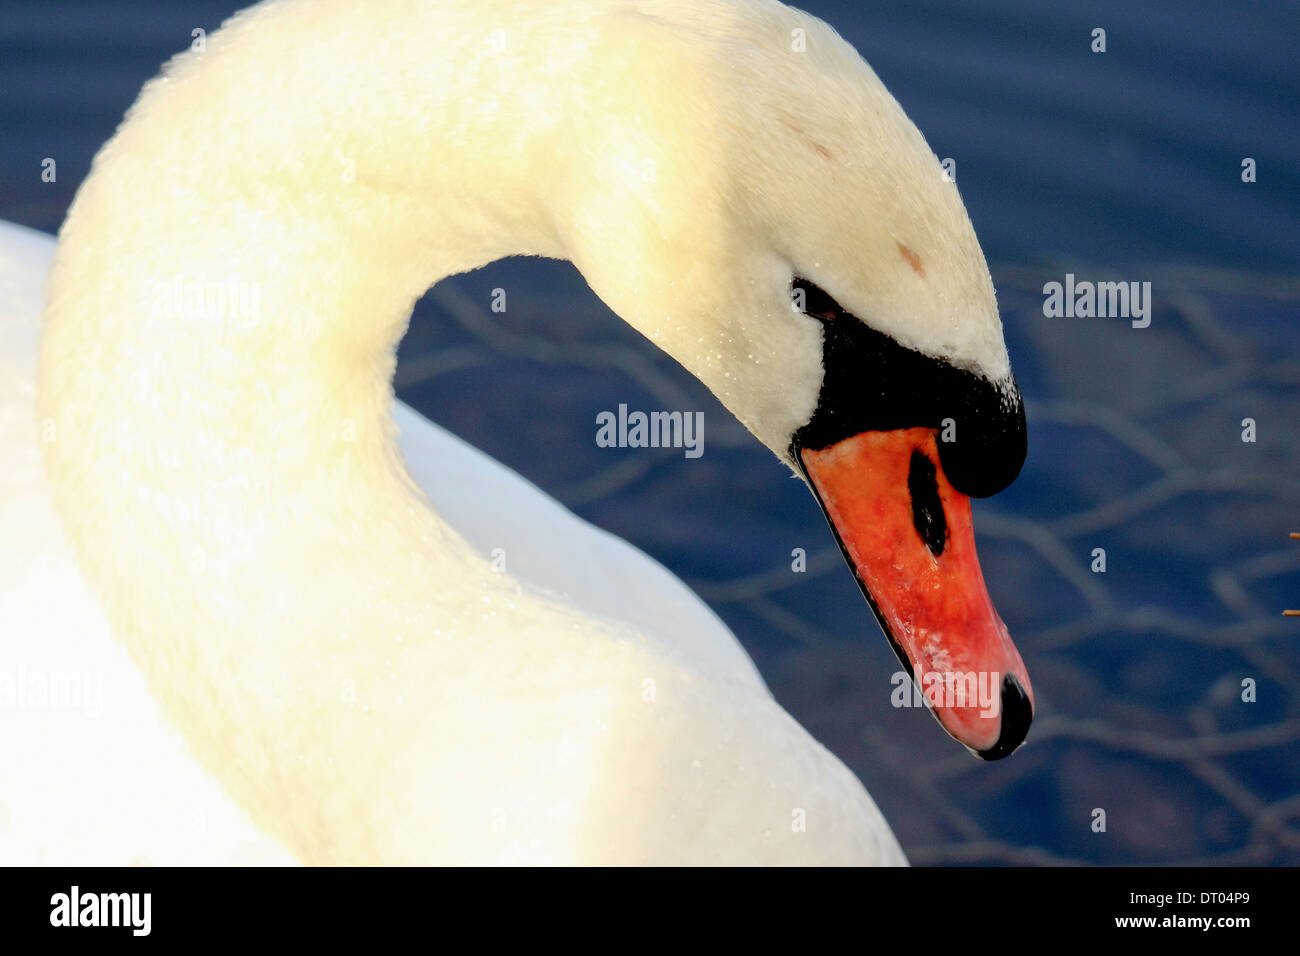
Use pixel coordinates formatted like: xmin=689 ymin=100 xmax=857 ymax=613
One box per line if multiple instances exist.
xmin=4 ymin=0 xmax=1028 ymax=864
xmin=4 ymin=219 xmax=790 ymax=864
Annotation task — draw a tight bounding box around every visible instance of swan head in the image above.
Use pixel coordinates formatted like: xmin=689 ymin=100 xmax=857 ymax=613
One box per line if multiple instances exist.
xmin=556 ymin=2 xmax=1031 ymax=757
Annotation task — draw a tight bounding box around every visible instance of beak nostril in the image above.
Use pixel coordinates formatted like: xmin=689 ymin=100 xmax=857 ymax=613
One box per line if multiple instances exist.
xmin=907 ymin=450 xmax=947 ymax=556
xmin=976 ymin=673 xmax=1033 ymax=761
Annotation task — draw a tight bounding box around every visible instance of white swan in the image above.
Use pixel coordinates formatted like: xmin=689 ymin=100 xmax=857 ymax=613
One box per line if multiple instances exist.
xmin=2 ymin=0 xmax=1032 ymax=865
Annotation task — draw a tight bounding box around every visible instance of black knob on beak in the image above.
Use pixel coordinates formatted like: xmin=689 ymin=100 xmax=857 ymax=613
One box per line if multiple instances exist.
xmin=976 ymin=672 xmax=1034 ymax=761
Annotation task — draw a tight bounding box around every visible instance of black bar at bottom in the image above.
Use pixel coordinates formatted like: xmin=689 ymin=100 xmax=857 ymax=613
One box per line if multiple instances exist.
xmin=0 ymin=865 xmax=1280 ymax=942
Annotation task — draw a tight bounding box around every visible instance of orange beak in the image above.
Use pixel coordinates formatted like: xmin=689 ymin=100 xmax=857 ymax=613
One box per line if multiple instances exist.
xmin=797 ymin=427 xmax=1033 ymax=758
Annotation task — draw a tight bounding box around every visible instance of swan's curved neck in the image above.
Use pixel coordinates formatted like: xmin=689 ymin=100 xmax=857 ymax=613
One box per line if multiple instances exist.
xmin=113 ymin=1 xmax=576 ymax=423
xmin=46 ymin=0 xmax=595 ymax=520
xmin=36 ymin=1 xmax=623 ymax=862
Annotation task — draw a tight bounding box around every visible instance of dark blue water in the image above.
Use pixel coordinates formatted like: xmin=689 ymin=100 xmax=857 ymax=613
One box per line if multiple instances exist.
xmin=3 ymin=0 xmax=1298 ymax=864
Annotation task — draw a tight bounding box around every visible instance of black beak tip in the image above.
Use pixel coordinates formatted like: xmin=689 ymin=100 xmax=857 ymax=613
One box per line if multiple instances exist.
xmin=975 ymin=673 xmax=1033 ymax=761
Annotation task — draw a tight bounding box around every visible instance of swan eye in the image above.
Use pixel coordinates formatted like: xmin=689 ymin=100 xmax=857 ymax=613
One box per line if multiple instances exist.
xmin=791 ymin=276 xmax=842 ymax=320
